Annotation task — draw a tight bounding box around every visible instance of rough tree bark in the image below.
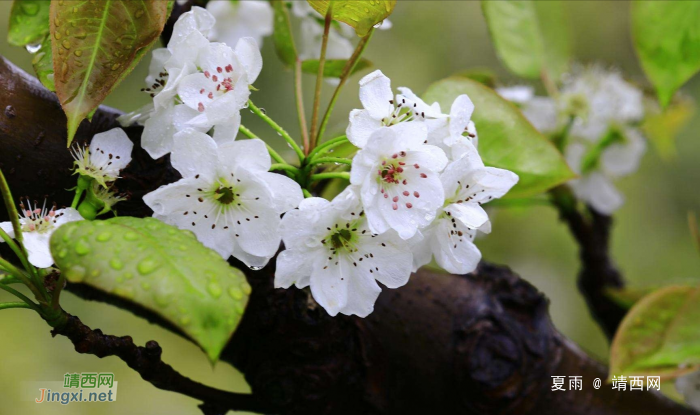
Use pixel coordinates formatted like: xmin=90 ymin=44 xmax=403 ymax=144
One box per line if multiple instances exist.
xmin=0 ymin=56 xmax=696 ymax=415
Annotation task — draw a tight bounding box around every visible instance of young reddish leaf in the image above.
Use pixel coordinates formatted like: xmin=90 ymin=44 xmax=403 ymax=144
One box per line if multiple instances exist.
xmin=50 ymin=0 xmax=168 ymax=145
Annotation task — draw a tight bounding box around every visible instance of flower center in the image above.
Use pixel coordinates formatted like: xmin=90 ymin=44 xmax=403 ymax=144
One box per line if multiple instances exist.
xmin=19 ymin=200 xmax=58 ymax=234
xmin=322 ymin=221 xmax=361 ymax=255
xmin=380 ymin=98 xmax=419 ymax=126
xmin=142 ymin=69 xmax=168 ymax=98
xmin=197 ymin=65 xmax=236 ymax=112
xmin=377 ymin=152 xmax=408 ymax=184
xmin=213 ymin=184 xmax=236 ymax=205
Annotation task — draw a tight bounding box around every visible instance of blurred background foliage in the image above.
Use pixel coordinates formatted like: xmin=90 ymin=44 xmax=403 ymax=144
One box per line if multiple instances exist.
xmin=1 ymin=1 xmax=699 ymax=413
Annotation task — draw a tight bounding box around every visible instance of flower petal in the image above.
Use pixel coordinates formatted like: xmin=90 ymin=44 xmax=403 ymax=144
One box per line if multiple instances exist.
xmin=89 ymin=128 xmax=134 ymax=176
xmin=218 ymin=138 xmax=271 ymax=173
xmin=275 ymin=249 xmax=313 ymax=289
xmin=359 ymin=70 xmax=394 ymax=120
xmin=24 ymin=232 xmax=54 ymax=268
xmin=571 ymin=172 xmax=624 ymax=215
xmin=235 ymin=37 xmax=263 ymax=84
xmin=432 ymin=218 xmax=481 ymax=275
xmin=444 ymin=203 xmax=489 ymax=230
xmin=347 ymin=109 xmax=383 ymax=148
xmin=171 ymin=129 xmax=219 ymax=179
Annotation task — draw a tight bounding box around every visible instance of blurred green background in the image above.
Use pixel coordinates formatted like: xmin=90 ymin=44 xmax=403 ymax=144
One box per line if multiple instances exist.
xmin=1 ymin=1 xmax=699 ymax=413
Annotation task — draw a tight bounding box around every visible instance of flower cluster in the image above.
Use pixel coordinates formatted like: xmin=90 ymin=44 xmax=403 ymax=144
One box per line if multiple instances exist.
xmin=119 ymin=7 xmax=263 ymax=159
xmin=498 ymin=65 xmax=647 ymax=214
xmin=275 ymin=70 xmax=518 ymax=316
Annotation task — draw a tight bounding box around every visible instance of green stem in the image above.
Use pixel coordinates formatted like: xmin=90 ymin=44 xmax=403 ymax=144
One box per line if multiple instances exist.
xmin=0 ymin=227 xmax=32 ymax=277
xmin=552 ymin=115 xmax=575 ymax=152
xmin=0 ymin=257 xmax=46 ymax=302
xmin=0 ymin=283 xmax=42 ymax=313
xmin=307 ymin=157 xmax=352 ymax=167
xmin=248 ymin=100 xmax=305 ymax=163
xmin=302 ymin=189 xmax=312 ymax=198
xmin=270 ymin=164 xmax=300 ymax=174
xmin=295 ymin=59 xmax=310 ymax=155
xmin=51 ymin=271 xmax=66 ymax=310
xmin=317 ymin=29 xmax=375 ymax=143
xmin=307 ymin=135 xmax=350 ymax=161
xmin=0 ymin=169 xmax=22 ymax=244
xmin=309 ymin=2 xmax=334 ymax=149
xmin=309 ymin=172 xmax=351 ymax=183
xmin=239 ymin=125 xmax=288 ymax=165
xmin=0 ymin=302 xmax=33 ymax=311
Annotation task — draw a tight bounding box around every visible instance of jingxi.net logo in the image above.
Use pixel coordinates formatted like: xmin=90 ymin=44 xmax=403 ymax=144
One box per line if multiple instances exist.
xmin=29 ymin=373 xmax=118 ymax=405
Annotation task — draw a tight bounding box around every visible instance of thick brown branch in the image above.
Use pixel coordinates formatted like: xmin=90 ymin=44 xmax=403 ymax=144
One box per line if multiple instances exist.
xmin=552 ymin=187 xmax=627 ymax=339
xmin=50 ymin=314 xmax=272 ymax=413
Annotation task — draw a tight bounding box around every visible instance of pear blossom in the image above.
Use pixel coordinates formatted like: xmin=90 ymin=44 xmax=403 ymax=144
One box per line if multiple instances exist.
xmin=412 ymin=140 xmax=518 ymax=274
xmin=350 ymin=123 xmax=448 ymax=240
xmin=275 ymin=187 xmax=412 ymax=317
xmin=422 ymin=93 xmax=479 ymax=156
xmin=144 ymin=129 xmax=303 ymax=268
xmin=206 ymin=0 xmax=273 ymax=48
xmin=347 ymin=70 xmax=444 ymax=148
xmin=565 ymin=128 xmax=646 ymax=214
xmin=676 ymin=371 xmax=700 ymax=411
xmin=496 ymin=85 xmax=558 ymax=134
xmin=119 ymin=7 xmax=262 ymax=159
xmin=71 ymin=128 xmax=134 ymax=188
xmin=0 ymin=200 xmax=83 ymax=268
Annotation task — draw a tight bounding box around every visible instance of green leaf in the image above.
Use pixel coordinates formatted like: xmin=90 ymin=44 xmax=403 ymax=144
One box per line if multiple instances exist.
xmin=605 ymin=286 xmax=658 ymax=310
xmin=632 ymin=1 xmax=700 ymax=108
xmin=642 ymin=96 xmax=695 ymax=160
xmin=50 ymin=0 xmax=169 ymax=145
xmin=50 ymin=217 xmax=251 ymax=363
xmin=481 ymin=0 xmax=571 ymax=81
xmin=453 ymin=68 xmax=498 ymax=88
xmin=32 ymin=35 xmax=55 ymax=91
xmin=307 ymin=0 xmax=396 ymax=37
xmin=301 ymin=58 xmax=372 ymax=78
xmin=271 ymin=0 xmax=297 ymax=66
xmin=7 ymin=0 xmax=51 ymax=46
xmin=610 ymin=285 xmax=700 ymax=378
xmin=423 ymin=77 xmax=575 ymax=198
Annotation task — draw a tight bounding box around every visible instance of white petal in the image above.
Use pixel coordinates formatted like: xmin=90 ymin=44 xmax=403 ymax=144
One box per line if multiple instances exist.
xmin=0 ymin=221 xmax=16 ymax=239
xmin=358 ymin=70 xmax=394 ymax=120
xmin=601 ymin=129 xmax=646 ymax=177
xmin=347 ymin=109 xmax=383 ymax=148
xmin=468 ymin=167 xmax=519 ymax=204
xmin=207 ymin=0 xmax=273 ymax=48
xmin=142 ymin=104 xmax=202 ymax=159
xmin=218 ymin=138 xmax=271 ymax=173
xmin=170 ymin=6 xmax=215 ymax=44
xmin=409 ymin=229 xmax=433 ymax=272
xmin=89 ymin=128 xmax=134 ymax=176
xmin=339 ymin=268 xmax=381 ymax=318
xmin=522 ymin=97 xmax=558 ymax=134
xmin=53 ymin=208 xmax=84 ymax=227
xmin=260 ymin=172 xmax=304 ymax=214
xmin=396 ymin=87 xmax=444 ymax=119
xmin=235 ymin=37 xmax=263 ymax=84
xmin=310 ymin=257 xmax=350 ymax=316
xmin=496 ymin=85 xmax=534 ymax=104
xmin=448 ymin=94 xmax=475 ymax=140
xmin=363 ymin=233 xmax=413 ymax=289
xmin=432 ymin=218 xmax=481 ymax=275
xmin=280 ymin=197 xmax=332 ymax=248
xmin=144 ymin=178 xmax=201 ymax=216
xmin=444 ymin=203 xmax=489 ymax=229
xmin=275 ymin=249 xmax=313 ymax=288
xmin=211 ymin=111 xmax=241 ymax=144
xmin=24 ymin=233 xmax=54 ymax=268
xmin=171 ymin=129 xmax=219 ymax=179
xmin=571 ymin=172 xmax=623 ymax=215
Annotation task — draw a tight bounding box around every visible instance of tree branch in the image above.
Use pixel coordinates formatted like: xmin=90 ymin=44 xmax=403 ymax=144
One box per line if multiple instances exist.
xmin=50 ymin=314 xmax=272 ymax=414
xmin=552 ymin=187 xmax=627 ymax=339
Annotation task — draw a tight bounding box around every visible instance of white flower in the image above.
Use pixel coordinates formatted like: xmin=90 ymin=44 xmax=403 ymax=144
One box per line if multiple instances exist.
xmin=0 ymin=200 xmax=83 ymax=268
xmin=676 ymin=371 xmax=700 ymax=411
xmin=206 ymin=0 xmax=273 ymax=48
xmin=144 ymin=129 xmax=303 ymax=268
xmin=346 ymin=70 xmax=443 ymax=148
xmin=413 ymin=140 xmax=518 ymax=274
xmin=120 ymin=7 xmax=263 ymax=159
xmin=423 ymin=94 xmax=479 ymax=157
xmin=565 ymin=128 xmax=646 ymax=215
xmin=71 ymin=128 xmax=133 ymax=188
xmin=275 ymin=187 xmax=413 ymax=317
xmin=350 ymin=123 xmax=448 ymax=240
xmin=560 ymin=65 xmax=644 ymax=142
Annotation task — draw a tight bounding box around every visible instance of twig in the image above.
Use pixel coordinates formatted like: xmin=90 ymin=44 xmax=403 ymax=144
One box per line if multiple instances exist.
xmin=51 ymin=314 xmax=273 ymax=414
xmin=295 ymin=59 xmax=310 ymax=155
xmin=309 ymin=3 xmax=334 ymax=149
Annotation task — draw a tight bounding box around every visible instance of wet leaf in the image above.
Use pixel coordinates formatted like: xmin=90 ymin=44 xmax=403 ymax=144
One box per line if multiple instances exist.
xmin=307 ymin=0 xmax=396 ymax=36
xmin=423 ymin=77 xmax=575 ymax=198
xmin=610 ymin=286 xmax=700 ymax=378
xmin=481 ymin=0 xmax=571 ymax=81
xmin=7 ymin=0 xmax=51 ymax=47
xmin=50 ymin=0 xmax=168 ymax=145
xmin=301 ymin=58 xmax=371 ymax=78
xmin=50 ymin=217 xmax=251 ymax=363
xmin=632 ymin=1 xmax=700 ymax=107
xmin=32 ymin=35 xmax=55 ymax=91
xmin=271 ymin=0 xmax=297 ymax=66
